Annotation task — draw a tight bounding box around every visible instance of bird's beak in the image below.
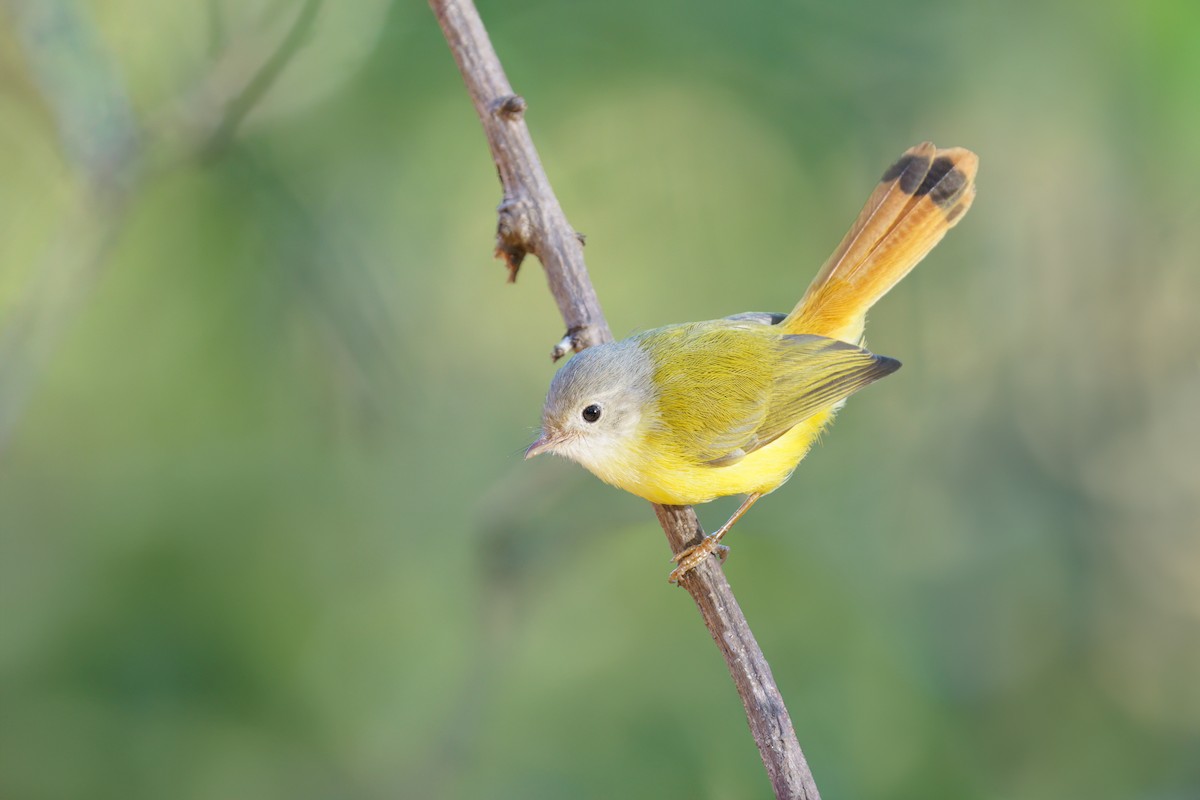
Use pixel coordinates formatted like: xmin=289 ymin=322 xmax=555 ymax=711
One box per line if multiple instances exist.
xmin=524 ymin=430 xmax=563 ymax=459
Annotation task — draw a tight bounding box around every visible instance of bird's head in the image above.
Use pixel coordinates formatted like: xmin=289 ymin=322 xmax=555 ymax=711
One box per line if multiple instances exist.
xmin=525 ymin=339 xmax=656 ymax=476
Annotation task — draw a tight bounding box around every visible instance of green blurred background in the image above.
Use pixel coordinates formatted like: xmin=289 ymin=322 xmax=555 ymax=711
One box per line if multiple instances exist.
xmin=1 ymin=1 xmax=1198 ymax=798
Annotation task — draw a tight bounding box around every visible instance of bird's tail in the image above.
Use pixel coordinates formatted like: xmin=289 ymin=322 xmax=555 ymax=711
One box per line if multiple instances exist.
xmin=779 ymin=142 xmax=978 ymax=342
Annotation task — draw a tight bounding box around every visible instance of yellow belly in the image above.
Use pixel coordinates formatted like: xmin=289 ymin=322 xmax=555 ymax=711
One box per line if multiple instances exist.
xmin=607 ymin=409 xmax=833 ymax=506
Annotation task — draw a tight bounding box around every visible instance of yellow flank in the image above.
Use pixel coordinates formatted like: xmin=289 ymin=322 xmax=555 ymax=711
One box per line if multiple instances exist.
xmin=614 ymin=409 xmax=833 ymax=506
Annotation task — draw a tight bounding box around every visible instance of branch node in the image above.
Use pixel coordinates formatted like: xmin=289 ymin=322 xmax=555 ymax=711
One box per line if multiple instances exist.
xmin=496 ymin=196 xmax=534 ymax=282
xmin=550 ymin=325 xmax=606 ymax=361
xmin=491 ymin=93 xmax=527 ymax=119
xmin=575 ymin=231 xmax=587 ymax=246
xmin=550 ymin=334 xmax=574 ymax=361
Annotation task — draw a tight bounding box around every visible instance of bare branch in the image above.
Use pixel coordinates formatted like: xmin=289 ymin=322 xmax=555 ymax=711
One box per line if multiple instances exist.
xmin=429 ymin=0 xmax=609 ymax=358
xmin=429 ymin=1 xmax=821 ymax=796
xmin=654 ymin=506 xmax=821 ymax=800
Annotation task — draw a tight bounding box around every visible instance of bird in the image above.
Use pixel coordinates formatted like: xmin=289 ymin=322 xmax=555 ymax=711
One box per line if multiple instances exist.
xmin=525 ymin=142 xmax=978 ymax=583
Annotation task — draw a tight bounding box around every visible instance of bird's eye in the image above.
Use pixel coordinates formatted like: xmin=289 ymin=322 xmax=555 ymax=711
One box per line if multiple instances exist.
xmin=581 ymin=404 xmax=602 ymax=423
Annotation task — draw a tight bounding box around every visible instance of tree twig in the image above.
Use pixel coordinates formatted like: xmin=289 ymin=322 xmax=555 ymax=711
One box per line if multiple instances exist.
xmin=429 ymin=2 xmax=821 ymax=797
xmin=427 ymin=0 xmax=609 ymax=357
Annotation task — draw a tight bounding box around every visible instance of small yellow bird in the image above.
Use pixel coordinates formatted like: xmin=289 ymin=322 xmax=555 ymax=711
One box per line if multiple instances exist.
xmin=526 ymin=142 xmax=978 ymax=582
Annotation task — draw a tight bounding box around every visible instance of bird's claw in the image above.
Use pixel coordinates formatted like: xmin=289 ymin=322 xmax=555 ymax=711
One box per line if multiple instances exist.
xmin=668 ymin=536 xmax=731 ymax=584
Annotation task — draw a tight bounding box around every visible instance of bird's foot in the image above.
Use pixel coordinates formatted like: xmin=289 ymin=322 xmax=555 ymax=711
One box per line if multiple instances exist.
xmin=668 ymin=537 xmax=730 ymax=584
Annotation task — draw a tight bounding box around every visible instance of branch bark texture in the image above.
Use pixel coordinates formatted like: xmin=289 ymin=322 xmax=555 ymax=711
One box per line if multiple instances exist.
xmin=430 ymin=2 xmax=820 ymax=797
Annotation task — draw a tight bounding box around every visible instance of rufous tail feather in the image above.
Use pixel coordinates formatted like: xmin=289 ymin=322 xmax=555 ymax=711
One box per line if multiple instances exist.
xmin=780 ymin=142 xmax=978 ymax=342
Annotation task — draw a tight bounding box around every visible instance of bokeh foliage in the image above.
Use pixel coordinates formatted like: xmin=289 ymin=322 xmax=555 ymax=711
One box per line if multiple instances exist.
xmin=1 ymin=1 xmax=1198 ymax=798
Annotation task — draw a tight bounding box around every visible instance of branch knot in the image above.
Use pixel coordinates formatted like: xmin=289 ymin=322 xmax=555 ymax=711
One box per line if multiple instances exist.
xmin=491 ymin=93 xmax=527 ymax=120
xmin=549 ymin=325 xmax=603 ymax=361
xmin=495 ymin=195 xmax=535 ymax=282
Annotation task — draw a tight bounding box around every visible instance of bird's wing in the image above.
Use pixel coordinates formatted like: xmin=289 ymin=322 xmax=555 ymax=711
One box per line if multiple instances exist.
xmin=645 ymin=323 xmax=898 ymax=467
xmin=745 ymin=335 xmax=900 ymax=455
